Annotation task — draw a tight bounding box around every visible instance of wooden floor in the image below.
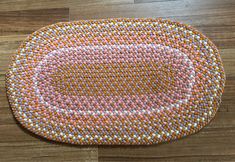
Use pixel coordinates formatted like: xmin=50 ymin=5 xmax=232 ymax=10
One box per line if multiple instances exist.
xmin=0 ymin=0 xmax=235 ymax=161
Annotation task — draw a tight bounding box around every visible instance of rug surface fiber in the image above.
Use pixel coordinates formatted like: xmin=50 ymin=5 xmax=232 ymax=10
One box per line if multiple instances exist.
xmin=6 ymin=18 xmax=225 ymax=145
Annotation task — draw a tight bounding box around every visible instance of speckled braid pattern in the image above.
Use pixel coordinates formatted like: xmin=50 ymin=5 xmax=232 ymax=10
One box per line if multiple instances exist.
xmin=6 ymin=18 xmax=225 ymax=145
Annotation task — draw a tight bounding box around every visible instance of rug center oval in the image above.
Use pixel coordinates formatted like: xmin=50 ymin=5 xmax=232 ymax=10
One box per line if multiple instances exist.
xmin=35 ymin=44 xmax=195 ymax=112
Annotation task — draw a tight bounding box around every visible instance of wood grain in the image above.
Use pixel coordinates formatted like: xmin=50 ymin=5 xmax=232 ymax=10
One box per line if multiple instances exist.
xmin=0 ymin=0 xmax=234 ymax=161
xmin=0 ymin=8 xmax=69 ymax=36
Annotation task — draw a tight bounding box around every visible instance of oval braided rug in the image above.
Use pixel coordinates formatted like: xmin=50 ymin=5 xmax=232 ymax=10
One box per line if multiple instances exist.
xmin=6 ymin=18 xmax=225 ymax=145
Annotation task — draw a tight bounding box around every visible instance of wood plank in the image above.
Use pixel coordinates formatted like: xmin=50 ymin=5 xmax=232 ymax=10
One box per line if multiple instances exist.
xmin=0 ymin=0 xmax=69 ymax=11
xmin=0 ymin=0 xmax=133 ymax=12
xmin=98 ymin=126 xmax=235 ymax=160
xmin=135 ymin=0 xmax=178 ymax=3
xmin=0 ymin=35 xmax=25 ymax=74
xmin=0 ymin=8 xmax=69 ymax=36
xmin=99 ymin=155 xmax=235 ymax=162
xmin=0 ymin=128 xmax=98 ymax=161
